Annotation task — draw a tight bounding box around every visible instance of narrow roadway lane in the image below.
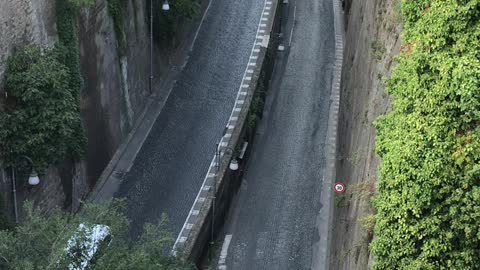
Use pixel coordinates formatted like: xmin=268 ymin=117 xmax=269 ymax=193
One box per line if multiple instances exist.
xmin=115 ymin=0 xmax=264 ymax=237
xmin=216 ymin=0 xmax=335 ymax=268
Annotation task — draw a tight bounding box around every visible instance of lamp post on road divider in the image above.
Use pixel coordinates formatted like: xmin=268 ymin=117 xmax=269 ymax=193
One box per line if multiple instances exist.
xmin=11 ymin=155 xmax=40 ymax=223
xmin=211 ymin=143 xmax=238 ymax=247
xmin=149 ymin=0 xmax=170 ymax=94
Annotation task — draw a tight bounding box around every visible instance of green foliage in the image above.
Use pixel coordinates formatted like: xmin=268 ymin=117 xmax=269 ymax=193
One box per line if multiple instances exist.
xmin=372 ymin=0 xmax=480 ymax=269
xmin=0 ymin=194 xmax=13 ymax=231
xmin=0 ymin=0 xmax=87 ymax=171
xmin=148 ymin=0 xmax=199 ymax=44
xmin=67 ymin=0 xmax=96 ymax=7
xmin=371 ymin=40 xmax=386 ymax=60
xmin=0 ymin=46 xmax=86 ymax=171
xmin=0 ymin=200 xmax=194 ymax=269
xmin=56 ymin=0 xmax=83 ymax=92
xmin=107 ymin=0 xmax=129 ymax=56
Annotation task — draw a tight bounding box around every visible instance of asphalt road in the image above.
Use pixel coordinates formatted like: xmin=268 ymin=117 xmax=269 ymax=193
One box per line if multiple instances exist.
xmin=215 ymin=0 xmax=335 ymax=269
xmin=115 ymin=0 xmax=264 ymax=237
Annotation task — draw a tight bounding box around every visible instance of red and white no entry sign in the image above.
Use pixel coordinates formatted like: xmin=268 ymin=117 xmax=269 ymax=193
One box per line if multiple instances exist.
xmin=334 ymin=183 xmax=346 ymax=194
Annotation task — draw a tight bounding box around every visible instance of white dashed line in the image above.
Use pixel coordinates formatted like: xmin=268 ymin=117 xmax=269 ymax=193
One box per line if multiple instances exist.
xmin=218 ymin=234 xmax=233 ymax=268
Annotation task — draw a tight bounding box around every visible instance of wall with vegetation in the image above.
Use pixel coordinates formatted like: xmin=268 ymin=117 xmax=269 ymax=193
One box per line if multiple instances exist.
xmin=330 ymin=0 xmax=401 ymax=269
xmin=0 ymin=0 xmax=200 ymax=222
xmin=372 ymin=1 xmax=480 ymax=269
xmin=0 ymin=0 xmax=74 ymax=222
xmin=334 ymin=0 xmax=479 ymax=269
xmin=77 ymin=0 xmax=199 ymax=190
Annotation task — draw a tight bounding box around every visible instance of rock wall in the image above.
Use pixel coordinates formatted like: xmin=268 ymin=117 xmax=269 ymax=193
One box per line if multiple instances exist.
xmin=330 ymin=0 xmax=401 ymax=269
xmin=0 ymin=0 xmax=57 ymax=102
xmin=0 ymin=0 xmax=62 ymax=219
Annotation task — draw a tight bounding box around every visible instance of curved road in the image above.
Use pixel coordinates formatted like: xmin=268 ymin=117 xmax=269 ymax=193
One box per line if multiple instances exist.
xmin=215 ymin=0 xmax=335 ymax=269
xmin=115 ymin=0 xmax=264 ymax=237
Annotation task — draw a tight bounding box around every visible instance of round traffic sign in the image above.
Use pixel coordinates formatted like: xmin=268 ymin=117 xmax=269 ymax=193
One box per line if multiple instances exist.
xmin=334 ymin=183 xmax=346 ymax=194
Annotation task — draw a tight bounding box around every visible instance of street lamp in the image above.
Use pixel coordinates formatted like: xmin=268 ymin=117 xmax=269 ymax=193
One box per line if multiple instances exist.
xmin=220 ymin=147 xmax=239 ymax=171
xmin=211 ymin=143 xmax=238 ymax=246
xmin=18 ymin=155 xmax=39 ymax=186
xmin=162 ymin=1 xmax=170 ymax=11
xmin=11 ymin=155 xmax=39 ymax=223
xmin=149 ymin=0 xmax=170 ymax=94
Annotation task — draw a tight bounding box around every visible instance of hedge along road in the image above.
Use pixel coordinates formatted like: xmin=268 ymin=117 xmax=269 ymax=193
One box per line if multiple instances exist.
xmin=213 ymin=0 xmax=337 ymax=269
xmin=112 ymin=0 xmax=265 ymax=238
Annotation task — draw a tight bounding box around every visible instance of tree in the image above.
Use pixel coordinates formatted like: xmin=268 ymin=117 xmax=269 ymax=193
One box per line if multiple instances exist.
xmin=0 ymin=200 xmax=194 ymax=270
xmin=371 ymin=1 xmax=480 ymax=269
xmin=0 ymin=45 xmax=86 ymax=171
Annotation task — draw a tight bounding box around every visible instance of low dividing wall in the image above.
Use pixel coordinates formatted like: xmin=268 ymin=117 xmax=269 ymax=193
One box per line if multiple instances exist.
xmin=175 ymin=0 xmax=282 ymax=265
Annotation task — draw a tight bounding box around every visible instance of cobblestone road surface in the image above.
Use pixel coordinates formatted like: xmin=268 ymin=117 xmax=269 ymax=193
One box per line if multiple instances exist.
xmin=216 ymin=0 xmax=336 ymax=269
xmin=115 ymin=0 xmax=264 ymax=238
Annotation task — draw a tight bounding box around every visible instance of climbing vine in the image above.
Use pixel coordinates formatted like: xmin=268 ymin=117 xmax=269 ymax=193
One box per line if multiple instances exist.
xmin=147 ymin=0 xmax=199 ymax=44
xmin=0 ymin=46 xmax=85 ymax=172
xmin=372 ymin=0 xmax=480 ymax=269
xmin=107 ymin=0 xmax=129 ymax=56
xmin=0 ymin=0 xmax=88 ymax=171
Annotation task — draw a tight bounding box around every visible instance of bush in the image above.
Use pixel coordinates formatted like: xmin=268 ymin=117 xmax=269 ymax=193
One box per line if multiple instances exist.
xmin=107 ymin=0 xmax=129 ymax=56
xmin=371 ymin=1 xmax=480 ymax=269
xmin=148 ymin=0 xmax=199 ymax=44
xmin=0 ymin=45 xmax=86 ymax=171
xmin=0 ymin=194 xmax=13 ymax=231
xmin=0 ymin=199 xmax=194 ymax=269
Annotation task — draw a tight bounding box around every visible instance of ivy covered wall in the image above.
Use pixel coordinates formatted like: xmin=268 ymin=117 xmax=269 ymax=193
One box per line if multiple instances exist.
xmin=372 ymin=1 xmax=480 ymax=269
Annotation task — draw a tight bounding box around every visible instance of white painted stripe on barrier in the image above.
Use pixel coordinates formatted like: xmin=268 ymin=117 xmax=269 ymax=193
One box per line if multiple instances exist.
xmin=218 ymin=234 xmax=233 ymax=267
xmin=173 ymin=0 xmax=271 ymax=253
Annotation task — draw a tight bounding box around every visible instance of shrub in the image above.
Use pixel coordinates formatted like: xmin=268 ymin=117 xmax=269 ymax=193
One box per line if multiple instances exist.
xmin=0 ymin=199 xmax=194 ymax=269
xmin=0 ymin=45 xmax=86 ymax=171
xmin=371 ymin=1 xmax=480 ymax=269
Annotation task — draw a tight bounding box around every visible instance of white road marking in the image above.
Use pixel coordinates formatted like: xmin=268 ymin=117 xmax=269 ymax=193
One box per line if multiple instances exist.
xmin=218 ymin=234 xmax=233 ymax=268
xmin=173 ymin=0 xmax=271 ymax=253
xmin=289 ymin=4 xmax=296 ymax=47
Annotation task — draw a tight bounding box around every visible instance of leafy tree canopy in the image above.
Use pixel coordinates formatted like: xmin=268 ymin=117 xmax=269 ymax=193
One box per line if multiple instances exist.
xmin=0 ymin=200 xmax=194 ymax=270
xmin=372 ymin=0 xmax=480 ymax=269
xmin=0 ymin=45 xmax=86 ymax=171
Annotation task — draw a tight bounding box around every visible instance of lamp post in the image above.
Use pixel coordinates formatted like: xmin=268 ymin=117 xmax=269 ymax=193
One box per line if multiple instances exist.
xmin=211 ymin=144 xmax=238 ymax=246
xmin=12 ymin=155 xmax=39 ymax=223
xmin=149 ymin=0 xmax=170 ymax=94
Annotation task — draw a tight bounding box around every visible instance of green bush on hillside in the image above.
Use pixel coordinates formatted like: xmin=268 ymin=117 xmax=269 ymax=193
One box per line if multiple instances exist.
xmin=372 ymin=1 xmax=480 ymax=269
xmin=0 ymin=199 xmax=194 ymax=269
xmin=0 ymin=46 xmax=86 ymax=171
